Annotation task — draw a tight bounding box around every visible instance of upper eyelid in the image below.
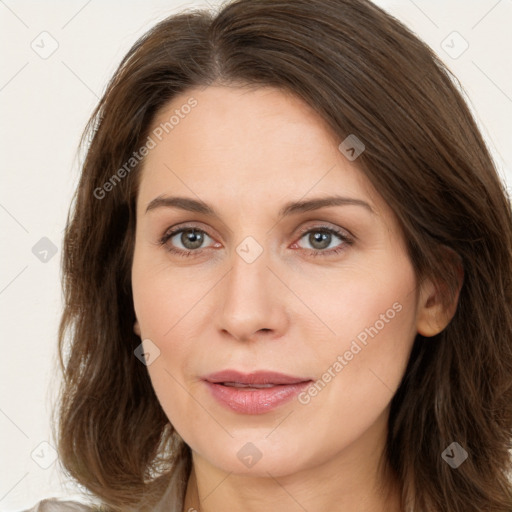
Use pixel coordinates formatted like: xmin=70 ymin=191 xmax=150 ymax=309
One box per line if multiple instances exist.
xmin=162 ymin=221 xmax=348 ymax=236
xmin=162 ymin=222 xmax=214 ymax=240
xmin=162 ymin=222 xmax=352 ymax=247
xmin=295 ymin=222 xmax=353 ymax=239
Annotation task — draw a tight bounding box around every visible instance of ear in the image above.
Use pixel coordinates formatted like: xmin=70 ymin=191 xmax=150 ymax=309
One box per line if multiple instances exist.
xmin=416 ymin=249 xmax=464 ymax=337
xmin=133 ymin=319 xmax=141 ymax=337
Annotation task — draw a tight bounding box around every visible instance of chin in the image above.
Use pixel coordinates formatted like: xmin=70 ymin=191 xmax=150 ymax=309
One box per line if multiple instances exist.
xmin=190 ymin=434 xmax=318 ymax=478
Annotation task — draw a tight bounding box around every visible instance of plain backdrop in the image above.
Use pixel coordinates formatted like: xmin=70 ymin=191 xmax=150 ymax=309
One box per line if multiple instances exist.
xmin=1 ymin=0 xmax=511 ymax=510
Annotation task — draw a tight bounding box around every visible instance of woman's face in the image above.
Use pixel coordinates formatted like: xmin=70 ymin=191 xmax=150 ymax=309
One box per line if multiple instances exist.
xmin=131 ymin=85 xmax=428 ymax=478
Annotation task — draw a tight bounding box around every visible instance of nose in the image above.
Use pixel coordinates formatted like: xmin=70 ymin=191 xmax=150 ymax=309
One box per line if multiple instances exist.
xmin=215 ymin=242 xmax=289 ymax=343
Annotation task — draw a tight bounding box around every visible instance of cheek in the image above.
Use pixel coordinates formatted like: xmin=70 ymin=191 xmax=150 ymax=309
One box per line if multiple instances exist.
xmin=298 ymin=260 xmax=418 ymax=419
xmin=294 ymin=254 xmax=418 ymax=357
xmin=131 ymin=256 xmax=212 ymax=430
xmin=131 ymin=252 xmax=208 ymax=339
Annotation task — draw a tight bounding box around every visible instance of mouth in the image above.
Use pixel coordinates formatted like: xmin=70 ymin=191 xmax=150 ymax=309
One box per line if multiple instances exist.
xmin=202 ymin=370 xmax=313 ymax=414
xmin=203 ymin=369 xmax=311 ymax=385
xmin=221 ymin=382 xmax=280 ymax=388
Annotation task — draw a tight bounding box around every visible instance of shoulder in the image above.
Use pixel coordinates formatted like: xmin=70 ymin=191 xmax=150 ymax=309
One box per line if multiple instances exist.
xmin=21 ymin=498 xmax=99 ymax=512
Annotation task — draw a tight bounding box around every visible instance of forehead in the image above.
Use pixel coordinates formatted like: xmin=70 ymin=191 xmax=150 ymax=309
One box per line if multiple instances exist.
xmin=136 ymin=85 xmax=381 ymax=216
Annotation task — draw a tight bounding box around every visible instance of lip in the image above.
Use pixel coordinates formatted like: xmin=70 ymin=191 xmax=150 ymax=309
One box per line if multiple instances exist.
xmin=202 ymin=370 xmax=313 ymax=414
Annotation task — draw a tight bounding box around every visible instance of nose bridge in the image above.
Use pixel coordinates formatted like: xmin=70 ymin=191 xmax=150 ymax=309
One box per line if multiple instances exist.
xmin=216 ymin=234 xmax=285 ymax=340
xmin=227 ymin=234 xmax=272 ymax=310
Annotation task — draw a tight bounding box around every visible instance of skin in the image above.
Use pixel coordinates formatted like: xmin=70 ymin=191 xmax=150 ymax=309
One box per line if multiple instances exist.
xmin=131 ymin=85 xmax=456 ymax=512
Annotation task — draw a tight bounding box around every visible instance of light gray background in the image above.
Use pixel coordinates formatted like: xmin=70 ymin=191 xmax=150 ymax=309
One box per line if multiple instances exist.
xmin=1 ymin=0 xmax=511 ymax=510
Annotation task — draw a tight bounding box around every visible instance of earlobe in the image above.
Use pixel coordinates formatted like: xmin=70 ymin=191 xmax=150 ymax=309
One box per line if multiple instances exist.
xmin=416 ymin=279 xmax=446 ymax=337
xmin=416 ymin=254 xmax=464 ymax=337
xmin=134 ymin=319 xmax=141 ymax=337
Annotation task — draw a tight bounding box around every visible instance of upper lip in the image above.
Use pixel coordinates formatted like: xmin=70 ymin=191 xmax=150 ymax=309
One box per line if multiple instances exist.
xmin=203 ymin=370 xmax=312 ymax=386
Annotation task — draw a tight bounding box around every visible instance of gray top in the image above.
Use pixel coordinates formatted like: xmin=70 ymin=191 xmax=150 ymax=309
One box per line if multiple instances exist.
xmin=21 ymin=456 xmax=188 ymax=512
xmin=21 ymin=501 xmax=94 ymax=512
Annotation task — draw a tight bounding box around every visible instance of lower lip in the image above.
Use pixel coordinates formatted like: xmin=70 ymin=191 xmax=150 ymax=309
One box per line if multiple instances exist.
xmin=204 ymin=381 xmax=312 ymax=414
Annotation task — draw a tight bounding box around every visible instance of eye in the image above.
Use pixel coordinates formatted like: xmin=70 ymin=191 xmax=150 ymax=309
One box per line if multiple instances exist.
xmin=158 ymin=224 xmax=353 ymax=258
xmin=158 ymin=226 xmax=216 ymax=256
xmin=293 ymin=225 xmax=353 ymax=256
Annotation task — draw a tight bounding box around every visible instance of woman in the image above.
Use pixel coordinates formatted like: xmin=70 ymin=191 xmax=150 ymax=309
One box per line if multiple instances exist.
xmin=24 ymin=0 xmax=512 ymax=511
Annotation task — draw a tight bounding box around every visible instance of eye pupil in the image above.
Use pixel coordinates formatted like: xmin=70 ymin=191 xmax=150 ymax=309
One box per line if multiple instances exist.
xmin=309 ymin=231 xmax=331 ymax=250
xmin=182 ymin=229 xmax=204 ymax=249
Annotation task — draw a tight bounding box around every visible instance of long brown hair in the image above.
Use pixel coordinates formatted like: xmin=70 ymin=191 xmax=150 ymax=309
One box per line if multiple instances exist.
xmin=55 ymin=0 xmax=512 ymax=510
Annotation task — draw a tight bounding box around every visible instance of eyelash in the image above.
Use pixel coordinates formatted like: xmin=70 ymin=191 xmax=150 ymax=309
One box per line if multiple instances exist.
xmin=157 ymin=224 xmax=353 ymax=258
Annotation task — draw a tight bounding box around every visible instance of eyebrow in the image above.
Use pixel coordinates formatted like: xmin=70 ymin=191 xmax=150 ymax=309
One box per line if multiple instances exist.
xmin=145 ymin=194 xmax=375 ymax=217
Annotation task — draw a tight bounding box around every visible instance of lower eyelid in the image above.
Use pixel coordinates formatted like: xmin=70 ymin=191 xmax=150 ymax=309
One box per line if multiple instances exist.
xmin=160 ymin=226 xmax=352 ymax=255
